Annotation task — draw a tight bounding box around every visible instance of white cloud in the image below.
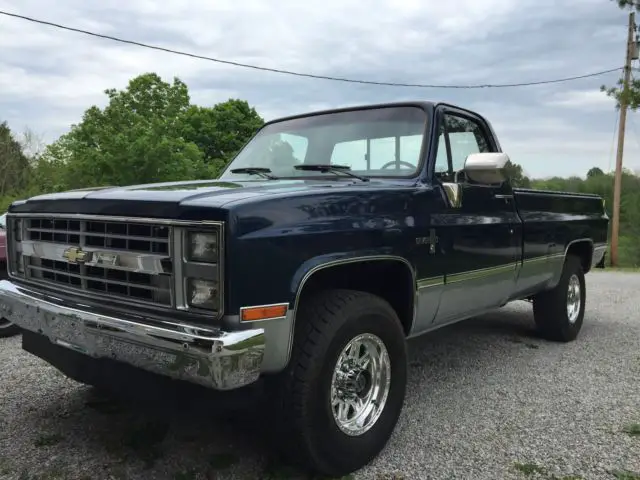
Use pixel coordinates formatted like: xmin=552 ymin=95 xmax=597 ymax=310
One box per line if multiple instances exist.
xmin=546 ymin=90 xmax=615 ymax=110
xmin=0 ymin=0 xmax=637 ymax=178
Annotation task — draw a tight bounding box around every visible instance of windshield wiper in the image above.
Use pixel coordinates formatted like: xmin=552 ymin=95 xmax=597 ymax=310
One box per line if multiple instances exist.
xmin=294 ymin=164 xmax=369 ymax=182
xmin=230 ymin=167 xmax=278 ymax=179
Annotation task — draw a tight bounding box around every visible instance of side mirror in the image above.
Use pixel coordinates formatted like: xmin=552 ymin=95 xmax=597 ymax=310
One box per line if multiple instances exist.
xmin=463 ymin=152 xmax=509 ymax=185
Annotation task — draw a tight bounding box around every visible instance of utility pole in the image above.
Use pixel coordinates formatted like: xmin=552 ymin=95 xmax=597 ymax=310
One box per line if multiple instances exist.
xmin=611 ymin=10 xmax=636 ymax=267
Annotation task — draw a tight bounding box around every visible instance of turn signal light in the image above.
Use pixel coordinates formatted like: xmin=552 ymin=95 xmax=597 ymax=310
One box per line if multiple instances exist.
xmin=240 ymin=304 xmax=288 ymax=322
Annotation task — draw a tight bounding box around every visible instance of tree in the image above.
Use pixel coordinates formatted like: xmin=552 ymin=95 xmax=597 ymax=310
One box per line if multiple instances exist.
xmin=503 ymin=160 xmax=531 ymax=188
xmin=0 ymin=121 xmax=30 ymax=197
xmin=181 ymin=100 xmax=263 ymax=161
xmin=40 ymin=73 xmax=264 ymax=189
xmin=40 ymin=73 xmax=206 ymax=189
xmin=600 ymin=0 xmax=640 ymax=110
xmin=587 ymin=166 xmax=605 ymax=178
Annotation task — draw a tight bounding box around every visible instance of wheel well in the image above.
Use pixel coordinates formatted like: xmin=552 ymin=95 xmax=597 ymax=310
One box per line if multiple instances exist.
xmin=566 ymin=241 xmax=593 ymax=273
xmin=297 ymin=260 xmax=414 ymax=335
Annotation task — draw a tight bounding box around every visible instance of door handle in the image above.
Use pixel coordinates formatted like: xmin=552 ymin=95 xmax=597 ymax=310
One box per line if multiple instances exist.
xmin=494 ymin=194 xmax=513 ymax=201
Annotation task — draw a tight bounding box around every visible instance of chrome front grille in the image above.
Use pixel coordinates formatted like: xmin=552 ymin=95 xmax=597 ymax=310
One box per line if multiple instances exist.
xmin=15 ymin=216 xmax=174 ymax=307
xmin=7 ymin=214 xmax=224 ymax=316
xmin=27 ymin=218 xmax=170 ymax=255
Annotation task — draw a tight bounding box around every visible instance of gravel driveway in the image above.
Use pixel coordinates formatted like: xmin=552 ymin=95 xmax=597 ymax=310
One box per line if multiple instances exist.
xmin=1 ymin=271 xmax=639 ymax=480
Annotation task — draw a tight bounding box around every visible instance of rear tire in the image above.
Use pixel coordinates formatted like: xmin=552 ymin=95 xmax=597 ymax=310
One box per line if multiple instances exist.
xmin=268 ymin=289 xmax=408 ymax=477
xmin=532 ymin=254 xmax=585 ymax=342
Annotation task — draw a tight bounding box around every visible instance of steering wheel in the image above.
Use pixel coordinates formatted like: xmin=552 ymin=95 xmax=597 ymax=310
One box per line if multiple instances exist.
xmin=380 ymin=160 xmax=415 ymax=169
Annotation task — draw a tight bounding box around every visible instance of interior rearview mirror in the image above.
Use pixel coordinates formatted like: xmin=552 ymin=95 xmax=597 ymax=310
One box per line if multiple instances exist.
xmin=463 ymin=152 xmax=510 ymax=185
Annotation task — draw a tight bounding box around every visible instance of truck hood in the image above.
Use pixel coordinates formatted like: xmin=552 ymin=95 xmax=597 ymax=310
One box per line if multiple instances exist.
xmin=8 ymin=178 xmax=405 ymax=218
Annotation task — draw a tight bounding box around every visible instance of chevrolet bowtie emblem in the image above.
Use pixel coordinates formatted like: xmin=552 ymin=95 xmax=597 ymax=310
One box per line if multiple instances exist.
xmin=63 ymin=246 xmax=91 ymax=264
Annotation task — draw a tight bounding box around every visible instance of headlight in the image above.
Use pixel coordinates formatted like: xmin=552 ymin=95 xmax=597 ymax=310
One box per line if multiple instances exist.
xmin=187 ymin=278 xmax=219 ymax=310
xmin=188 ymin=232 xmax=218 ymax=263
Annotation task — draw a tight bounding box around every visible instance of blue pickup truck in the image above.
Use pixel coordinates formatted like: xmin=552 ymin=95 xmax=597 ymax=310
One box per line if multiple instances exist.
xmin=0 ymin=101 xmax=608 ymax=476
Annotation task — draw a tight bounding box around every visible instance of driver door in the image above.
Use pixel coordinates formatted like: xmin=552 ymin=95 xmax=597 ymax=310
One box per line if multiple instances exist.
xmin=431 ymin=107 xmax=520 ymax=325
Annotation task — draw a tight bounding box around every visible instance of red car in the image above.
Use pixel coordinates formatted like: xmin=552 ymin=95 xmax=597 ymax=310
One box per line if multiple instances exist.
xmin=0 ymin=212 xmax=20 ymax=337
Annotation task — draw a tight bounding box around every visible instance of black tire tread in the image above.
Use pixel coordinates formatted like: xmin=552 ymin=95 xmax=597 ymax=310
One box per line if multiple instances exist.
xmin=533 ymin=254 xmax=585 ymax=342
xmin=0 ymin=321 xmax=21 ymax=338
xmin=271 ymin=288 xmax=404 ymax=475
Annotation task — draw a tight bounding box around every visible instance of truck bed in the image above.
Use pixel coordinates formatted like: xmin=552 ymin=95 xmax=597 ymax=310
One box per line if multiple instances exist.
xmin=510 ymin=187 xmax=608 ymax=299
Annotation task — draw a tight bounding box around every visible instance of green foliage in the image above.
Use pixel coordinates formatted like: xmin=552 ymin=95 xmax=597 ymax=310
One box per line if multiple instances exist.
xmin=532 ymin=168 xmax=640 ymax=268
xmin=39 ymin=73 xmax=208 ymax=189
xmin=601 ymin=0 xmax=640 ymax=110
xmin=601 ymin=77 xmax=640 ymax=111
xmin=180 ymin=99 xmax=263 ymax=163
xmin=1 ymin=72 xmax=264 ymax=208
xmin=0 ymin=122 xmax=31 ymax=197
xmin=504 ymin=160 xmax=531 ymax=188
xmin=612 ymin=0 xmax=640 ymax=11
xmin=587 ymin=167 xmax=604 ymax=178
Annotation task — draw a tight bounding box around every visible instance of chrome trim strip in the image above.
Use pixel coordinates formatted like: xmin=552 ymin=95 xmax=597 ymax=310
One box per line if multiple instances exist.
xmin=173 ymin=227 xmax=186 ymax=309
xmin=521 ymin=253 xmax=563 ymax=265
xmin=290 ymin=255 xmax=416 ymax=362
xmin=417 ymin=276 xmax=445 ymax=289
xmin=0 ymin=279 xmax=263 ymax=391
xmin=20 ymin=241 xmax=171 ymax=275
xmin=494 ymin=194 xmax=514 ymax=199
xmin=564 ymin=238 xmax=594 ymax=257
xmin=446 ymin=262 xmax=517 ymax=284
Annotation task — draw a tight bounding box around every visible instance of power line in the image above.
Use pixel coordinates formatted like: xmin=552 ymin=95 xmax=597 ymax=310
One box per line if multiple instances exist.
xmin=0 ymin=10 xmax=624 ymax=89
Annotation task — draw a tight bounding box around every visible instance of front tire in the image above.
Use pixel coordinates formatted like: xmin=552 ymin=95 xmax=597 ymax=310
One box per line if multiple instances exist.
xmin=270 ymin=289 xmax=408 ymax=477
xmin=0 ymin=318 xmax=21 ymax=338
xmin=532 ymin=254 xmax=586 ymax=342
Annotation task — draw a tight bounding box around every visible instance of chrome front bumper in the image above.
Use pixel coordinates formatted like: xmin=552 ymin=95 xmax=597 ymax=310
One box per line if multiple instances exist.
xmin=0 ymin=280 xmax=265 ymax=390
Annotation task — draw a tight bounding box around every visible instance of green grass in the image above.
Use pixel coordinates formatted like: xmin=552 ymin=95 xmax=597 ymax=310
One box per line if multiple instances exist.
xmin=623 ymin=423 xmax=640 ymax=437
xmin=0 ymin=457 xmax=12 ymax=475
xmin=512 ymin=462 xmax=585 ymax=480
xmin=513 ymin=462 xmax=546 ymax=476
xmin=611 ymin=471 xmax=640 ymax=480
xmin=33 ymin=433 xmax=64 ymax=447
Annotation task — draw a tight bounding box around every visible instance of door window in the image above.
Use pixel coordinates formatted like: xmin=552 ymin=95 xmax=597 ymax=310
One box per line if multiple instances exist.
xmin=436 ymin=114 xmax=492 ymax=176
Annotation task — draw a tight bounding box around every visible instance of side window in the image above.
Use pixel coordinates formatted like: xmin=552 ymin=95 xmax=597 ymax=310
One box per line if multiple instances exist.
xmin=445 ymin=114 xmax=491 ymax=171
xmin=434 ymin=133 xmax=448 ymax=174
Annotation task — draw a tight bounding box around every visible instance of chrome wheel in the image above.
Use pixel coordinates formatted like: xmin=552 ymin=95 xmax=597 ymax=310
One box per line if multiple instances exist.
xmin=330 ymin=333 xmax=391 ymax=436
xmin=566 ymin=274 xmax=581 ymax=324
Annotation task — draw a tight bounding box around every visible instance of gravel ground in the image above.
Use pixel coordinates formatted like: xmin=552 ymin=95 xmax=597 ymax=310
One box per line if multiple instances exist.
xmin=0 ymin=271 xmax=639 ymax=480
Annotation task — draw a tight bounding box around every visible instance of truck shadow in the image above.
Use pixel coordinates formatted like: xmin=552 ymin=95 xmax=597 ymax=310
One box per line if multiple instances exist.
xmin=9 ymin=303 xmax=564 ymax=479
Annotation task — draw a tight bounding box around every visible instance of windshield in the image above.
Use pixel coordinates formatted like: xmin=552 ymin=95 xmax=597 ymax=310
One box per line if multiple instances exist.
xmin=219 ymin=106 xmax=428 ymax=180
xmin=0 ymin=213 xmax=5 ymax=230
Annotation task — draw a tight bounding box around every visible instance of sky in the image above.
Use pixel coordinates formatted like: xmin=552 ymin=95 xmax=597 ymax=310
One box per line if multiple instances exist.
xmin=0 ymin=0 xmax=638 ymax=179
